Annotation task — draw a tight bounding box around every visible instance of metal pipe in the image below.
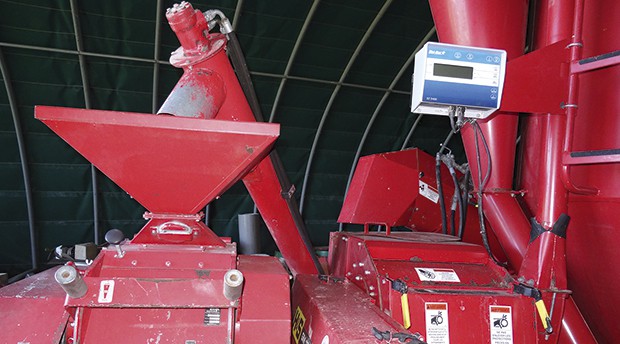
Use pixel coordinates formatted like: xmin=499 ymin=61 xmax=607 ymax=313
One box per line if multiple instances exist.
xmin=400 ymin=114 xmax=423 ymax=150
xmin=340 ymin=26 xmax=435 ymax=231
xmin=299 ymin=0 xmax=393 ymax=214
xmin=560 ymin=0 xmax=597 ymax=195
xmin=152 ymin=0 xmax=163 ymax=113
xmin=70 ymin=0 xmax=100 ymax=245
xmin=0 ymin=41 xmax=410 ymax=96
xmin=0 ymin=47 xmax=38 ymax=270
xmin=268 ymin=0 xmax=320 ymax=123
xmin=232 ymin=0 xmax=244 ymax=31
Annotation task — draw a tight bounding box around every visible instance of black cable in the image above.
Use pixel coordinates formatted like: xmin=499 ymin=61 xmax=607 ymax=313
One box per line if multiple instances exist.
xmin=472 ymin=121 xmax=506 ymax=266
xmin=448 ymin=168 xmax=464 ymax=238
xmin=435 ymin=153 xmax=448 ymax=235
xmin=458 ymin=168 xmax=471 ymax=239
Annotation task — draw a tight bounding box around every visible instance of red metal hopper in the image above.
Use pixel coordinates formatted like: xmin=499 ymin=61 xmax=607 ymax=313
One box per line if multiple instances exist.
xmin=35 ymin=106 xmax=279 ymax=215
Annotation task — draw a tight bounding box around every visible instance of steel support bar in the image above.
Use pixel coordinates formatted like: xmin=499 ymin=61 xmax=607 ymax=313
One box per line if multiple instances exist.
xmin=268 ymin=0 xmax=320 ymax=123
xmin=0 ymin=41 xmax=409 ymax=96
xmin=70 ymin=0 xmax=101 ymax=245
xmin=299 ymin=0 xmax=393 ymax=215
xmin=0 ymin=47 xmax=38 ymax=270
xmin=152 ymin=0 xmax=163 ymax=113
xmin=232 ymin=0 xmax=243 ymax=31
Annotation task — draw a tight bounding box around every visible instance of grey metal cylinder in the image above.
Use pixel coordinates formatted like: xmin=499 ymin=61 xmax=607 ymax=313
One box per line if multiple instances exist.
xmin=55 ymin=265 xmax=87 ymax=298
xmin=238 ymin=213 xmax=261 ymax=254
xmin=223 ymin=269 xmax=244 ymax=301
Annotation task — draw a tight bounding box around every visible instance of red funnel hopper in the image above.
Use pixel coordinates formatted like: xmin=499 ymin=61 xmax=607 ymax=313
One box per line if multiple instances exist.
xmin=35 ymin=106 xmax=279 ymax=215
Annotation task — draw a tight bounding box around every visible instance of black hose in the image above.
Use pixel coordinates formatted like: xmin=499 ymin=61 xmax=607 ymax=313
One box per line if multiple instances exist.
xmin=472 ymin=122 xmax=505 ymax=266
xmin=458 ymin=169 xmax=471 ymax=239
xmin=448 ymin=168 xmax=464 ymax=238
xmin=436 ymin=154 xmax=448 ymax=235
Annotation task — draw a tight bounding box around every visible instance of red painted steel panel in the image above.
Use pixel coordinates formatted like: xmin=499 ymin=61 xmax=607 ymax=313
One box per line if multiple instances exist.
xmin=0 ymin=267 xmax=69 ymax=344
xmin=35 ymin=106 xmax=279 ymax=215
xmin=236 ymin=255 xmax=291 ymax=344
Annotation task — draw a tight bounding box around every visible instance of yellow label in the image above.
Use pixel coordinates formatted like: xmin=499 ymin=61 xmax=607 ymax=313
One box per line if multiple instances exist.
xmin=292 ymin=306 xmax=307 ymax=344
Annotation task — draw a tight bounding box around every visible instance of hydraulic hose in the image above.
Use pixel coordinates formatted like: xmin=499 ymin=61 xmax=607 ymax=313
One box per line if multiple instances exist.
xmin=448 ymin=167 xmax=464 ymax=238
xmin=436 ymin=153 xmax=448 ymax=235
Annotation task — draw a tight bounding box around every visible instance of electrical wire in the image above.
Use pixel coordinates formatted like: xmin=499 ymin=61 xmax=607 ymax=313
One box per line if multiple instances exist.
xmin=436 ymin=153 xmax=448 ymax=235
xmin=472 ymin=121 xmax=506 ymax=266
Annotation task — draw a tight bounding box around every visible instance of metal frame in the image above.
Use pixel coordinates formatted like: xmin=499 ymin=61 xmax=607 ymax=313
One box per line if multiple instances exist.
xmin=69 ymin=0 xmax=101 ymax=245
xmin=0 ymin=48 xmax=37 ymax=270
xmin=0 ymin=42 xmax=409 ymax=95
xmin=338 ymin=26 xmax=436 ymax=231
xmin=268 ymin=0 xmax=321 ymax=123
xmin=298 ymin=0 xmax=394 ymax=214
xmin=232 ymin=0 xmax=244 ymax=32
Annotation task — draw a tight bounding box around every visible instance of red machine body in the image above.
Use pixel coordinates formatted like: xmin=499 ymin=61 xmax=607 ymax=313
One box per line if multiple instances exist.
xmin=1 ymin=0 xmax=619 ymax=343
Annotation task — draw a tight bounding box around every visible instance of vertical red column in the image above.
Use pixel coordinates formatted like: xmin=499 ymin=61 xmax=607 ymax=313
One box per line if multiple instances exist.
xmin=428 ymin=0 xmax=530 ymax=271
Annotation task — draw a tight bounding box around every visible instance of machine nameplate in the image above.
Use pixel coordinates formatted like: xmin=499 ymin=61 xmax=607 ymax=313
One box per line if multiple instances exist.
xmin=419 ymin=180 xmax=439 ymax=203
xmin=415 ymin=268 xmax=461 ymax=282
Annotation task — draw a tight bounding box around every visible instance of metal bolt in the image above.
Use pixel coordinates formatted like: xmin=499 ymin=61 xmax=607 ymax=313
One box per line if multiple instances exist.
xmin=369 ymin=292 xmax=376 ymax=297
xmin=165 ymin=261 xmax=171 ymax=267
xmin=346 ymin=272 xmax=352 ymax=276
xmin=369 ymin=286 xmax=375 ymax=291
xmin=364 ymin=270 xmax=371 ymax=275
xmin=517 ymin=276 xmax=525 ymax=283
xmin=131 ymin=260 xmax=137 ymax=266
xmin=358 ymin=242 xmax=362 ymax=247
xmin=352 ymin=263 xmax=357 ymax=268
xmin=342 ymin=237 xmax=348 ymax=241
xmin=198 ymin=262 xmax=204 ymax=268
xmin=355 ymin=276 xmax=362 ymax=281
xmin=358 ymin=262 xmax=365 ymax=267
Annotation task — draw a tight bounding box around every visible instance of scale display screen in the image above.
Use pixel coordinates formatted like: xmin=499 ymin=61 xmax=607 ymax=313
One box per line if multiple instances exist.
xmin=411 ymin=42 xmax=507 ymax=119
xmin=433 ymin=63 xmax=474 ymax=79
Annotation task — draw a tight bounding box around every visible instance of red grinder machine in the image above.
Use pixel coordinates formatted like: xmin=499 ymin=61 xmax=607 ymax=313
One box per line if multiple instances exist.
xmin=2 ymin=0 xmax=619 ymax=343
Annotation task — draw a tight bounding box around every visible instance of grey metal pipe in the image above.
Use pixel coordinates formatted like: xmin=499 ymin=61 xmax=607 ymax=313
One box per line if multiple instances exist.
xmin=0 ymin=41 xmax=411 ymax=96
xmin=0 ymin=47 xmax=38 ymax=270
xmin=70 ymin=0 xmax=101 ymax=245
xmin=400 ymin=114 xmax=424 ymax=150
xmin=232 ymin=0 xmax=244 ymax=31
xmin=152 ymin=0 xmax=163 ymax=113
xmin=299 ymin=0 xmax=394 ymax=214
xmin=238 ymin=213 xmax=261 ymax=254
xmin=268 ymin=0 xmax=320 ymax=123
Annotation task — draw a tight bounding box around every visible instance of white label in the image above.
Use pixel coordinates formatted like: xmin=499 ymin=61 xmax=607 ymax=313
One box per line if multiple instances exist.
xmin=419 ymin=180 xmax=439 ymax=203
xmin=415 ymin=268 xmax=460 ymax=283
xmin=490 ymin=306 xmax=513 ymax=344
xmin=98 ymin=280 xmax=115 ymax=303
xmin=425 ymin=302 xmax=449 ymax=344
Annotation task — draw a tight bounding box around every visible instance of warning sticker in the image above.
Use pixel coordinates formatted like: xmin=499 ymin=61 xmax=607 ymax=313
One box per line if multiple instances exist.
xmin=292 ymin=306 xmax=307 ymax=344
xmin=419 ymin=180 xmax=439 ymax=203
xmin=415 ymin=268 xmax=460 ymax=283
xmin=425 ymin=302 xmax=449 ymax=344
xmin=490 ymin=306 xmax=513 ymax=344
xmin=98 ymin=280 xmax=115 ymax=303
